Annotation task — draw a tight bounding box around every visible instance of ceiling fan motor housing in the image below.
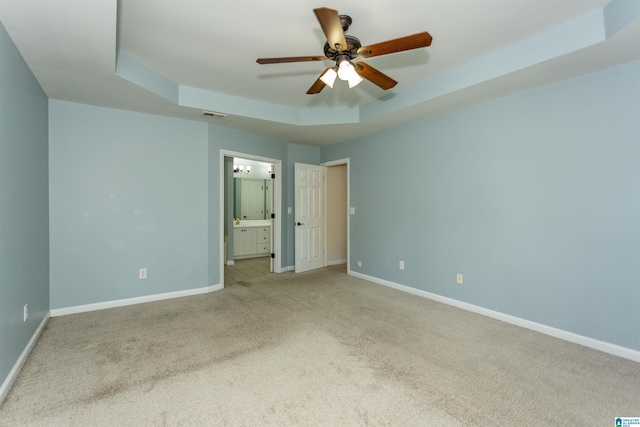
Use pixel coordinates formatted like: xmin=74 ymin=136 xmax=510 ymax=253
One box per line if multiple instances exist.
xmin=323 ymin=34 xmax=361 ymax=59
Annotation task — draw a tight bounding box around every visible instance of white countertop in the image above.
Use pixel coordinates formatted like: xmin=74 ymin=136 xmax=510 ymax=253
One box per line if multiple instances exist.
xmin=233 ymin=220 xmax=271 ymax=228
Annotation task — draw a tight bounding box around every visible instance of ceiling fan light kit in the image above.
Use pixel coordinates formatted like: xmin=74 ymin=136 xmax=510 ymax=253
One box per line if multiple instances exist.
xmin=256 ymin=7 xmax=432 ymax=95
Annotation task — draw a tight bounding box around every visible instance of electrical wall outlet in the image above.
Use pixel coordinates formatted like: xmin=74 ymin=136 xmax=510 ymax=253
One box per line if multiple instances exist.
xmin=23 ymin=304 xmax=28 ymax=322
xmin=356 ymin=261 xmax=362 ymax=267
xmin=457 ymin=274 xmax=463 ymax=284
xmin=139 ymin=268 xmax=147 ymax=279
xmin=399 ymin=261 xmax=405 ymax=270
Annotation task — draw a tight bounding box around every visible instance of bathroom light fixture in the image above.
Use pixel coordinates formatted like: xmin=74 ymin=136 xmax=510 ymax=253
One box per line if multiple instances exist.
xmin=233 ymin=165 xmax=251 ymax=174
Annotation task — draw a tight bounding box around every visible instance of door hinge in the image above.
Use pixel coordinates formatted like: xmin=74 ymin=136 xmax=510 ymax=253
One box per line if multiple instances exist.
xmin=270 ymin=253 xmax=275 ymax=259
xmin=271 ymin=173 xmax=276 ymax=179
xmin=270 ymin=213 xmax=275 ymax=219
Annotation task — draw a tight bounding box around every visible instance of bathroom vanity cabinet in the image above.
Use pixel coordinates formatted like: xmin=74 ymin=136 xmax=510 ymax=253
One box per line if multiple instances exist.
xmin=233 ymin=223 xmax=271 ymax=259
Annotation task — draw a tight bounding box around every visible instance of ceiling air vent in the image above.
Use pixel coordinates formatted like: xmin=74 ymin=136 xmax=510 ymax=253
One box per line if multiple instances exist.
xmin=203 ymin=111 xmax=228 ymax=119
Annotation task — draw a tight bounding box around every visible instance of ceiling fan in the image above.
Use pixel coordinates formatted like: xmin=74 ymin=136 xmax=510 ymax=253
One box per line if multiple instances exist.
xmin=256 ymin=7 xmax=432 ymax=94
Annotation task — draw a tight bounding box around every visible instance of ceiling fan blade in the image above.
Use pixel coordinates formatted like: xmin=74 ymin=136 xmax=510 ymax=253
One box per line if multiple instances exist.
xmin=355 ymin=62 xmax=397 ymax=90
xmin=307 ymin=68 xmax=332 ymax=94
xmin=314 ymin=7 xmax=348 ymax=52
xmin=357 ymin=32 xmax=433 ymax=58
xmin=257 ymin=56 xmax=327 ymax=65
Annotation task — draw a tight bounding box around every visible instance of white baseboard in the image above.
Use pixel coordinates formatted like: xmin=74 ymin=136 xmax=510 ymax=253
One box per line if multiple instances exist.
xmin=0 ymin=312 xmax=50 ymax=405
xmin=349 ymin=270 xmax=640 ymax=363
xmin=50 ymin=284 xmax=224 ymax=317
xmin=226 ymin=260 xmax=235 ymax=266
xmin=328 ymin=259 xmax=347 ymax=266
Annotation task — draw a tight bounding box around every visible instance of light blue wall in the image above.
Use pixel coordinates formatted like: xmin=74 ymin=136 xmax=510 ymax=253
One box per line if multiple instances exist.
xmin=322 ymin=60 xmax=640 ymax=351
xmin=48 ymin=105 xmax=318 ymax=308
xmin=49 ymin=101 xmax=209 ymax=309
xmin=0 ymin=23 xmax=49 ymax=393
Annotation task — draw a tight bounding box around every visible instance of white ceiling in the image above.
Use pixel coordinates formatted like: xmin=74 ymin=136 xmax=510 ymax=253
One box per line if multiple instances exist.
xmin=1 ymin=0 xmax=638 ymax=146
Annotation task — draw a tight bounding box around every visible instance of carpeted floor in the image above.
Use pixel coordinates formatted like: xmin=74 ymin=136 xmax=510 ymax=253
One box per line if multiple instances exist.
xmin=1 ymin=265 xmax=638 ymax=426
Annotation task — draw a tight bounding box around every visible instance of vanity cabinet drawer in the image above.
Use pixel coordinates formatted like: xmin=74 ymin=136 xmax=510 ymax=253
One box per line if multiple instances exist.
xmin=256 ymin=227 xmax=270 ymax=254
xmin=256 ymin=243 xmax=270 ymax=254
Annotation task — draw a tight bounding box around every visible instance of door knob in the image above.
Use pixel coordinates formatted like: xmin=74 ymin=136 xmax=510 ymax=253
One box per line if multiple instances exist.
xmin=296 ymin=222 xmax=304 ymax=226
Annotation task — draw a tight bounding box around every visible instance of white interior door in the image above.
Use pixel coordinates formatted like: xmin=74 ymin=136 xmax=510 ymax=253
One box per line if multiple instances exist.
xmin=295 ymin=163 xmax=325 ymax=273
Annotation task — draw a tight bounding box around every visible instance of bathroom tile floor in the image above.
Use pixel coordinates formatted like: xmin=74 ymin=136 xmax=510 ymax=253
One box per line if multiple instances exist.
xmin=224 ymin=256 xmax=271 ymax=285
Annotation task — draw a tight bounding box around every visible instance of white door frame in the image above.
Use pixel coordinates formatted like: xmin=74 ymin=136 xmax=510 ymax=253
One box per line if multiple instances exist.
xmin=321 ymin=158 xmax=350 ymax=273
xmin=220 ymin=150 xmax=283 ymax=287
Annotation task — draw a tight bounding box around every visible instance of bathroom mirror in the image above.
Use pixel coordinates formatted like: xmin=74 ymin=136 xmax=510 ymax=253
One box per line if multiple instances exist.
xmin=234 ymin=178 xmax=272 ymax=220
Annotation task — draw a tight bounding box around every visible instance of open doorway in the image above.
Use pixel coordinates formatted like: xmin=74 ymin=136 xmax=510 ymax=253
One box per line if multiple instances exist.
xmin=324 ymin=158 xmax=349 ymax=270
xmin=220 ymin=150 xmax=282 ymax=287
xmin=326 ymin=163 xmax=348 ymax=266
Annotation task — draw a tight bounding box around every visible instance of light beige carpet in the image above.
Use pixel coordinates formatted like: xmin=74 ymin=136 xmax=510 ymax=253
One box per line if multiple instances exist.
xmin=1 ymin=265 xmax=638 ymax=426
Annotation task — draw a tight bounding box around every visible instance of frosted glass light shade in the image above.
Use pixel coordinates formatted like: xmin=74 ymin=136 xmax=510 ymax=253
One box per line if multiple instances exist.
xmin=337 ymin=60 xmax=356 ymax=81
xmin=320 ymin=68 xmax=337 ymax=88
xmin=348 ymin=73 xmax=363 ymax=88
